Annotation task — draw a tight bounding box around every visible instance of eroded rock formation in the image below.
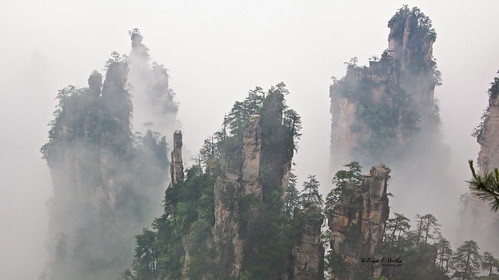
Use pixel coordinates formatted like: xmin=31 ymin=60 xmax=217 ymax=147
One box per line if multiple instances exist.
xmin=328 ymin=164 xmax=390 ymax=280
xmin=330 ymin=6 xmax=440 ymax=171
xmin=211 ymin=90 xmax=296 ymax=279
xmin=42 ymin=32 xmax=174 ymax=280
xmin=170 ymin=130 xmax=184 ymax=184
xmin=213 ymin=114 xmax=263 ymax=278
xmin=477 ymin=93 xmax=499 ymax=171
xmin=290 ymin=202 xmax=324 ymax=280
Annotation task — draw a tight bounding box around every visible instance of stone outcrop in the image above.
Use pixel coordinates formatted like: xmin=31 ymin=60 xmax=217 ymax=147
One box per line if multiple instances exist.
xmin=328 ymin=164 xmax=390 ymax=280
xmin=290 ymin=202 xmax=324 ymax=280
xmin=170 ymin=130 xmax=184 ymax=184
xmin=330 ymin=6 xmax=439 ymax=172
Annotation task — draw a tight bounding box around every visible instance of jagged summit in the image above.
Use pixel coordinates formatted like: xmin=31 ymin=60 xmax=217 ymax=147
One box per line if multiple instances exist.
xmin=330 ymin=5 xmax=441 ymax=171
xmin=388 ymin=6 xmax=436 ymax=71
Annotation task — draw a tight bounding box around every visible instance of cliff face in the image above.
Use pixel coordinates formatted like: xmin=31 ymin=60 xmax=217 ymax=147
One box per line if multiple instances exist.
xmin=211 ymin=89 xmax=296 ymax=279
xmin=461 ymin=74 xmax=499 ymax=256
xmin=213 ymin=114 xmax=263 ymax=279
xmin=328 ymin=164 xmax=390 ymax=280
xmin=477 ymin=94 xmax=499 ymax=171
xmin=290 ymin=202 xmax=324 ymax=280
xmin=330 ymin=6 xmax=439 ymax=171
xmin=42 ymin=33 xmax=175 ymax=280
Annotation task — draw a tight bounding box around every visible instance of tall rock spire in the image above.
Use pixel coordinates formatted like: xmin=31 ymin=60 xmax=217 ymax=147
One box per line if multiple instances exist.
xmin=170 ymin=130 xmax=184 ymax=184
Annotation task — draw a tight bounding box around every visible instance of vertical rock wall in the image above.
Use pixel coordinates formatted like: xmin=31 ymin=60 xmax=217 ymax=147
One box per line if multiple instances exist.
xmin=461 ymin=78 xmax=499 ymax=255
xmin=290 ymin=202 xmax=324 ymax=280
xmin=477 ymin=97 xmax=499 ymax=171
xmin=212 ymin=90 xmax=296 ymax=279
xmin=328 ymin=164 xmax=390 ymax=280
xmin=213 ymin=115 xmax=263 ymax=279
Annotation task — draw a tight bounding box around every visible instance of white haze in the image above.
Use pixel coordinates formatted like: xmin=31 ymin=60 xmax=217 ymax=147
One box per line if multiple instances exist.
xmin=1 ymin=0 xmax=499 ymax=279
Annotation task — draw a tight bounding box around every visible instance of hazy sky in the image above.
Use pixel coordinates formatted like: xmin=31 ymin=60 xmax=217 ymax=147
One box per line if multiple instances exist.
xmin=1 ymin=1 xmax=499 ymax=279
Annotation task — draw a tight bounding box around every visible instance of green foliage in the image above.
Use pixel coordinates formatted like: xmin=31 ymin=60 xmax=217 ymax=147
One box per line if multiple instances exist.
xmin=380 ymin=213 xmax=451 ymax=280
xmin=284 ymin=171 xmax=300 ymax=217
xmin=233 ymin=83 xmax=301 ymax=279
xmin=386 ymin=212 xmax=411 ymax=251
xmin=415 ymin=214 xmax=440 ymax=244
xmin=472 ymin=107 xmax=490 ymax=140
xmin=326 ymin=161 xmax=364 ymax=214
xmin=300 ymin=175 xmax=323 ymax=206
xmin=467 ymin=160 xmax=499 ymax=212
xmin=331 ymin=64 xmax=419 ymax=163
xmin=473 ymin=71 xmax=499 ymax=140
xmin=41 ymin=54 xmax=173 ymax=280
xmin=41 ymin=64 xmax=133 ymax=161
xmin=388 ymin=5 xmax=438 ymax=74
xmin=326 ymin=251 xmax=348 ymax=279
xmin=226 ymin=87 xmax=265 ymax=137
xmin=133 ymin=229 xmax=158 ymax=279
xmin=131 ymin=166 xmax=216 ymax=280
xmin=127 ymin=83 xmax=303 ymax=280
xmin=489 ymin=71 xmax=499 ymax=100
xmin=389 ymin=5 xmax=436 ymax=40
xmin=435 ymin=235 xmax=453 ymax=273
xmin=330 ymin=5 xmax=442 ymax=166
xmin=283 ymin=108 xmax=302 ymax=151
xmin=243 ymin=191 xmax=294 ymax=279
xmin=452 ymin=240 xmax=482 ymax=280
xmin=482 ymin=252 xmax=499 ymax=279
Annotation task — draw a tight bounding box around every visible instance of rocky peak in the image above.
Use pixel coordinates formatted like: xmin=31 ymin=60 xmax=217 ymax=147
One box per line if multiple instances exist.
xmin=129 ymin=28 xmax=149 ymax=60
xmin=102 ymin=60 xmax=128 ymax=94
xmin=88 ymin=70 xmax=102 ymax=97
xmin=211 ymin=87 xmax=296 ymax=279
xmin=328 ymin=164 xmax=390 ymax=280
xmin=330 ymin=6 xmax=440 ymax=172
xmin=212 ymin=114 xmax=263 ymax=279
xmin=387 ymin=6 xmax=436 ymax=70
xmin=170 ymin=130 xmax=184 ymax=184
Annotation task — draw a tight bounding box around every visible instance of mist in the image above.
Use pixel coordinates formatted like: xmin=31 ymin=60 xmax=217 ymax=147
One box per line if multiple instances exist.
xmin=1 ymin=0 xmax=499 ymax=279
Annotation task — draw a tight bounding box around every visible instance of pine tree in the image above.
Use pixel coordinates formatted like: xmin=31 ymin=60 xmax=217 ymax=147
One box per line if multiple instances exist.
xmin=468 ymin=160 xmax=499 ymax=212
xmin=386 ymin=213 xmax=411 ymax=251
xmin=300 ymin=175 xmax=323 ymax=206
xmin=452 ymin=240 xmax=482 ymax=280
xmin=482 ymin=252 xmax=499 ymax=279
xmin=434 ymin=235 xmax=452 ymax=273
xmin=284 ymin=171 xmax=300 ymax=216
